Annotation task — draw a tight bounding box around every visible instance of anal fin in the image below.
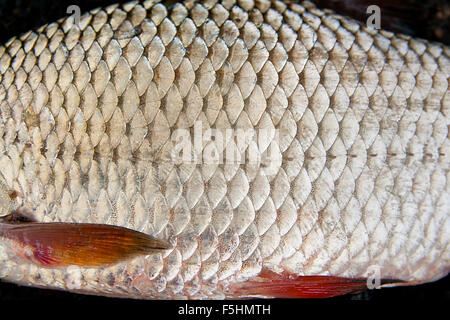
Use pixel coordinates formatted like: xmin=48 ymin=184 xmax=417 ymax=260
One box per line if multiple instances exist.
xmin=228 ymin=269 xmax=394 ymax=298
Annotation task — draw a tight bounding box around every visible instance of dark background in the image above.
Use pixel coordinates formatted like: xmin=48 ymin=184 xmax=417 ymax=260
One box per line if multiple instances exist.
xmin=0 ymin=0 xmax=448 ymax=307
xmin=0 ymin=0 xmax=448 ymax=45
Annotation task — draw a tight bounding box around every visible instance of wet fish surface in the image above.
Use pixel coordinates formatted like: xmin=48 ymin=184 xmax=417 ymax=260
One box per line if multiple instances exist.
xmin=0 ymin=0 xmax=448 ymax=299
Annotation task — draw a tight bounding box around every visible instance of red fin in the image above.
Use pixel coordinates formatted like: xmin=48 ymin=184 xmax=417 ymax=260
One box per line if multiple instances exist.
xmin=33 ymin=246 xmax=58 ymax=266
xmin=4 ymin=223 xmax=171 ymax=267
xmin=228 ymin=269 xmax=370 ymax=298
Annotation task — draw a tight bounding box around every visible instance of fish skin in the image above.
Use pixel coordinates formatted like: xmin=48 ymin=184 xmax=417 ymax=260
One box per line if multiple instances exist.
xmin=0 ymin=0 xmax=448 ymax=299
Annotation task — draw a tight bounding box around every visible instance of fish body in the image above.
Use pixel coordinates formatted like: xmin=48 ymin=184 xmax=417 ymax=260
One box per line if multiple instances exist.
xmin=0 ymin=0 xmax=449 ymax=299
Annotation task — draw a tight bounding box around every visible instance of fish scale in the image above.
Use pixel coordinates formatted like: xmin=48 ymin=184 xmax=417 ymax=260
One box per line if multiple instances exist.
xmin=0 ymin=0 xmax=448 ymax=299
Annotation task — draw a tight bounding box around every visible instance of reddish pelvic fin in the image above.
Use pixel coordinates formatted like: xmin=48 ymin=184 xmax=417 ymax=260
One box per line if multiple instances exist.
xmin=228 ymin=269 xmax=373 ymax=298
xmin=3 ymin=222 xmax=171 ymax=267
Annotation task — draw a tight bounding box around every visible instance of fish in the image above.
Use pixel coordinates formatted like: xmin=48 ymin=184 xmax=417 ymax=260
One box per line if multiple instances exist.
xmin=0 ymin=0 xmax=448 ymax=299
